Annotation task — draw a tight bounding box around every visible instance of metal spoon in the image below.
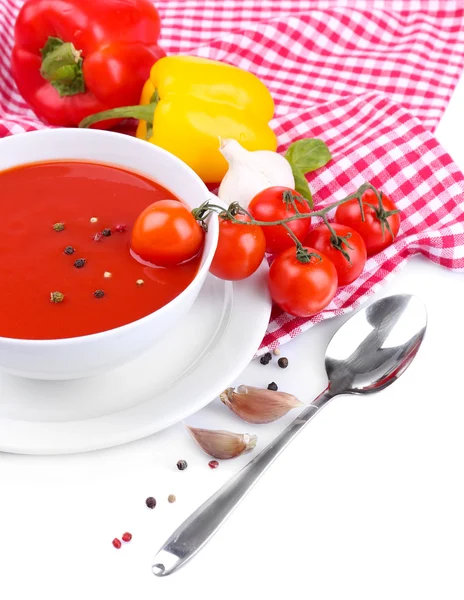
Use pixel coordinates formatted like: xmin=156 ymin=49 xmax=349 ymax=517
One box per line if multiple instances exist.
xmin=152 ymin=293 xmax=427 ymax=577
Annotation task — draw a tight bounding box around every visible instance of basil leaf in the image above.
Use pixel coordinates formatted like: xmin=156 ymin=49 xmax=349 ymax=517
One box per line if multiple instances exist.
xmin=291 ymin=165 xmax=313 ymax=208
xmin=285 ymin=139 xmax=331 ymax=174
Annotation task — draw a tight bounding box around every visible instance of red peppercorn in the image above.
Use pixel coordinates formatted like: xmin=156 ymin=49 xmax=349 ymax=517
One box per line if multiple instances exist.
xmin=115 ymin=224 xmax=127 ymax=233
xmin=122 ymin=532 xmax=132 ymax=543
xmin=112 ymin=538 xmax=122 ymax=549
xmin=208 ymin=460 xmax=219 ymax=469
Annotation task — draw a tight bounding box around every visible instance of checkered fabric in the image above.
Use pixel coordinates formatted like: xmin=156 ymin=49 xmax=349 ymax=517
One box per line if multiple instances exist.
xmin=1 ymin=0 xmax=464 ymax=351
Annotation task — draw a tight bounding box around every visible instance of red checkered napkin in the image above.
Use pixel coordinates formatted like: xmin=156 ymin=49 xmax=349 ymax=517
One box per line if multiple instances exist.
xmin=1 ymin=0 xmax=464 ymax=352
xmin=260 ymin=92 xmax=464 ymax=352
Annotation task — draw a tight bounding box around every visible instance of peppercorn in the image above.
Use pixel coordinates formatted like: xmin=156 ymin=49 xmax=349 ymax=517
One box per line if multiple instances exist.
xmin=176 ymin=459 xmax=188 ymax=471
xmin=74 ymin=258 xmax=86 ymax=269
xmin=260 ymin=352 xmax=272 ymax=365
xmin=53 ymin=222 xmax=65 ymax=232
xmin=50 ymin=291 xmax=64 ymax=303
xmin=267 ymin=382 xmax=278 ymax=391
xmin=168 ymin=494 xmax=176 ymax=503
xmin=63 ymin=246 xmax=75 ymax=255
xmin=102 ymin=228 xmax=112 ymax=237
xmin=112 ymin=538 xmax=121 ymax=549
xmin=136 ymin=279 xmax=144 ymax=286
xmin=90 ymin=217 xmax=98 ymax=223
xmin=122 ymin=532 xmax=132 ymax=543
xmin=115 ymin=224 xmax=127 ymax=233
xmin=208 ymin=460 xmax=219 ymax=469
xmin=92 ymin=232 xmax=103 ymax=242
xmin=145 ymin=497 xmax=157 ymax=509
xmin=273 ymin=348 xmax=281 ymax=356
xmin=93 ymin=289 xmax=105 ymax=299
xmin=278 ymin=357 xmax=289 ymax=369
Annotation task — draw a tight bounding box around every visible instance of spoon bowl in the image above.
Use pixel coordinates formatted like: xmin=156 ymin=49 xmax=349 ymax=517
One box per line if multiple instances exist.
xmin=152 ymin=294 xmax=427 ymax=577
xmin=326 ymin=294 xmax=427 ymax=395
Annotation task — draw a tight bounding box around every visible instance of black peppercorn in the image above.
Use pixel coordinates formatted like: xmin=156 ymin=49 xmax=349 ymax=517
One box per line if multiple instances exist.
xmin=102 ymin=228 xmax=112 ymax=237
xmin=176 ymin=459 xmax=188 ymax=471
xmin=93 ymin=289 xmax=105 ymax=298
xmin=267 ymin=382 xmax=278 ymax=391
xmin=74 ymin=258 xmax=86 ymax=269
xmin=260 ymin=352 xmax=272 ymax=365
xmin=145 ymin=496 xmax=157 ymax=509
xmin=278 ymin=357 xmax=289 ymax=369
xmin=64 ymin=246 xmax=75 ymax=255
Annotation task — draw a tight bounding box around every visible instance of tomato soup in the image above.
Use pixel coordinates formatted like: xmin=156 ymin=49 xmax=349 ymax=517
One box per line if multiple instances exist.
xmin=0 ymin=161 xmax=202 ymax=340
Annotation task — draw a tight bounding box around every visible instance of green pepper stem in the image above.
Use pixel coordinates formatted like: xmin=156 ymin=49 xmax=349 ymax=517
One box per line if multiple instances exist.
xmin=79 ymin=102 xmax=158 ymax=129
xmin=41 ymin=41 xmax=81 ymax=83
xmin=40 ymin=36 xmax=85 ymax=97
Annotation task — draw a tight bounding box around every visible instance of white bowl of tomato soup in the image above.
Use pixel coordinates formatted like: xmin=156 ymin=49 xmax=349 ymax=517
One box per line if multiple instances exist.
xmin=0 ymin=129 xmax=219 ymax=380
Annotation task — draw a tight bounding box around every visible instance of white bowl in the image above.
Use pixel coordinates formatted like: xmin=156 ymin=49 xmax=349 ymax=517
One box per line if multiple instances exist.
xmin=0 ymin=129 xmax=219 ymax=380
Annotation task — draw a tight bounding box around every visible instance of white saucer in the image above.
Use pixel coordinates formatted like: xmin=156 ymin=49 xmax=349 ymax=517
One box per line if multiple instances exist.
xmin=0 ymin=265 xmax=271 ymax=454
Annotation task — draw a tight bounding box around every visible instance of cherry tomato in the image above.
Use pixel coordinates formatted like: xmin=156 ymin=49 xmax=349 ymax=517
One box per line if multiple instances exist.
xmin=305 ymin=223 xmax=367 ymax=286
xmin=248 ymin=186 xmax=311 ymax=254
xmin=268 ymin=247 xmax=338 ymax=317
xmin=131 ymin=200 xmax=204 ymax=267
xmin=334 ymin=189 xmax=400 ymax=255
xmin=210 ymin=214 xmax=266 ymax=281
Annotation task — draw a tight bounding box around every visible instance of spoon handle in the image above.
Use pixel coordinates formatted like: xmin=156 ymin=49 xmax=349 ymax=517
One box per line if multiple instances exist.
xmin=152 ymin=387 xmax=333 ymax=577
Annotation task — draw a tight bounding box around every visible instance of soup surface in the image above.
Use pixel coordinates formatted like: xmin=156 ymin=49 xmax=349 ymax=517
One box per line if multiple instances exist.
xmin=0 ymin=161 xmax=202 ymax=340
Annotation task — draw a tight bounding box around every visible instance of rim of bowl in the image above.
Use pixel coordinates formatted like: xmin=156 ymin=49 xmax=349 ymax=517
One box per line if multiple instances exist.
xmin=0 ymin=129 xmax=219 ymax=346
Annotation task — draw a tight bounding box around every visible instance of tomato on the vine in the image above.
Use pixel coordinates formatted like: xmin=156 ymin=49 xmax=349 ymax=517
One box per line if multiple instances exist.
xmin=131 ymin=199 xmax=204 ymax=267
xmin=248 ymin=186 xmax=312 ymax=254
xmin=210 ymin=214 xmax=266 ymax=281
xmin=334 ymin=189 xmax=400 ymax=255
xmin=305 ymin=223 xmax=367 ymax=286
xmin=268 ymin=247 xmax=338 ymax=317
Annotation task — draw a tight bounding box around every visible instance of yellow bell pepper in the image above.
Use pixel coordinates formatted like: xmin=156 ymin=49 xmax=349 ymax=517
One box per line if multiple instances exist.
xmin=80 ymin=55 xmax=277 ymax=183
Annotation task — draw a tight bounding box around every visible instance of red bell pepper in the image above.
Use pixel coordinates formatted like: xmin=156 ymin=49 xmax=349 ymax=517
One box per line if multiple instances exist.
xmin=11 ymin=0 xmax=165 ymax=127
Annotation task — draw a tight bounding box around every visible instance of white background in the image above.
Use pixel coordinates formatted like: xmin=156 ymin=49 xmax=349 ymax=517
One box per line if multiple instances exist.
xmin=2 ymin=67 xmax=464 ymax=600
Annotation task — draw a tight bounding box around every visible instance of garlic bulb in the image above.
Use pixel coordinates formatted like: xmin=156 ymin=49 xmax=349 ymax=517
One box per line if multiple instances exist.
xmin=218 ymin=138 xmax=295 ymax=208
xmin=220 ymin=385 xmax=303 ymax=424
xmin=187 ymin=425 xmax=257 ymax=459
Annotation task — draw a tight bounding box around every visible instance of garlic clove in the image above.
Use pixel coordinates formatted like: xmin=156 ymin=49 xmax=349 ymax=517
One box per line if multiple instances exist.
xmin=186 ymin=425 xmax=257 ymax=459
xmin=218 ymin=138 xmax=295 ymax=209
xmin=220 ymin=385 xmax=304 ymax=424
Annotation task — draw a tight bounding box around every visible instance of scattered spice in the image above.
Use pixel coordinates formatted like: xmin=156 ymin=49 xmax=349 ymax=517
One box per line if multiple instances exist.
xmin=208 ymin=460 xmax=219 ymax=469
xmin=267 ymin=382 xmax=278 ymax=391
xmin=93 ymin=289 xmax=105 ymax=298
xmin=50 ymin=291 xmax=64 ymax=303
xmin=260 ymin=352 xmax=272 ymax=365
xmin=115 ymin=224 xmax=127 ymax=233
xmin=278 ymin=357 xmax=289 ymax=369
xmin=102 ymin=228 xmax=112 ymax=237
xmin=176 ymin=459 xmax=188 ymax=471
xmin=122 ymin=532 xmax=132 ymax=543
xmin=104 ymin=271 xmax=112 ymax=279
xmin=145 ymin=496 xmax=157 ymax=509
xmin=112 ymin=538 xmax=122 ymax=549
xmin=90 ymin=217 xmax=98 ymax=223
xmin=53 ymin=222 xmax=65 ymax=232
xmin=168 ymin=494 xmax=176 ymax=503
xmin=74 ymin=258 xmax=86 ymax=269
xmin=92 ymin=232 xmax=103 ymax=242
xmin=273 ymin=347 xmax=281 ymax=356
xmin=63 ymin=246 xmax=75 ymax=255
xmin=136 ymin=279 xmax=144 ymax=286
